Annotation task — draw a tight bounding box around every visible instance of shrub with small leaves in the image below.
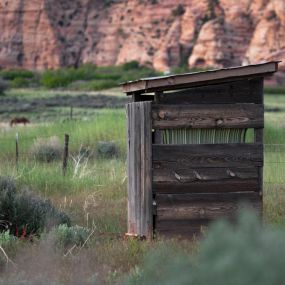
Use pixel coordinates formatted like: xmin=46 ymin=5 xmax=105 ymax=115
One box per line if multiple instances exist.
xmin=52 ymin=224 xmax=90 ymax=248
xmin=0 ymin=176 xmax=70 ymax=237
xmin=126 ymin=210 xmax=285 ymax=285
xmin=96 ymin=141 xmax=119 ymax=159
xmin=31 ymin=136 xmax=63 ymax=162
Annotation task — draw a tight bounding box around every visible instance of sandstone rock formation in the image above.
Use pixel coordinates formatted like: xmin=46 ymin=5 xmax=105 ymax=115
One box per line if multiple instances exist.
xmin=0 ymin=0 xmax=284 ymax=71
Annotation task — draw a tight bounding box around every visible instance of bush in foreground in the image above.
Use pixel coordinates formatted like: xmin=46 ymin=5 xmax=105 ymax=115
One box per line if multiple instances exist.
xmin=52 ymin=224 xmax=90 ymax=248
xmin=0 ymin=176 xmax=70 ymax=237
xmin=31 ymin=136 xmax=63 ymax=163
xmin=96 ymin=141 xmax=119 ymax=159
xmin=126 ymin=210 xmax=285 ymax=285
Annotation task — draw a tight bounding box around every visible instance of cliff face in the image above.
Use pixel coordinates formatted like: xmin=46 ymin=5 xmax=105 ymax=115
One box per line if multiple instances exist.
xmin=0 ymin=0 xmax=284 ymax=71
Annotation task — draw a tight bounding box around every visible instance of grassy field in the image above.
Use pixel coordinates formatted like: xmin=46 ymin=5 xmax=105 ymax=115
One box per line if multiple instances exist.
xmin=0 ymin=88 xmax=285 ymax=284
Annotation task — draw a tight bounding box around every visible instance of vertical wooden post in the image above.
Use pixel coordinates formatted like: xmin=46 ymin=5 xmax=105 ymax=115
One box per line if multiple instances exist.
xmin=254 ymin=78 xmax=264 ymax=215
xmin=127 ymin=101 xmax=152 ymax=239
xmin=70 ymin=106 xmax=73 ymax=120
xmin=15 ymin=132 xmax=19 ymax=171
xmin=62 ymin=134 xmax=69 ymax=176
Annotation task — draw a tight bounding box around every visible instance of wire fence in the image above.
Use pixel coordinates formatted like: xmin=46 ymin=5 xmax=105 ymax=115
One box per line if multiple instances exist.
xmin=0 ymin=135 xmax=284 ymax=184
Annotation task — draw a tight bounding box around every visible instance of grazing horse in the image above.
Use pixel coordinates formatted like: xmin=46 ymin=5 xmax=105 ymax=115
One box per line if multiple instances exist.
xmin=10 ymin=117 xmax=30 ymax=127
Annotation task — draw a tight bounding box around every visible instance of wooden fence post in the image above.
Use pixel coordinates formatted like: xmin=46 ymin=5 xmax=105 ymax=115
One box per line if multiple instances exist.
xmin=70 ymin=106 xmax=73 ymax=120
xmin=62 ymin=134 xmax=69 ymax=176
xmin=15 ymin=132 xmax=19 ymax=171
xmin=126 ymin=101 xmax=152 ymax=239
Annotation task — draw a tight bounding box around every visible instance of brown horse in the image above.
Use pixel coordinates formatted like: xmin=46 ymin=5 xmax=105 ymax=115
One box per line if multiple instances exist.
xmin=10 ymin=117 xmax=30 ymax=127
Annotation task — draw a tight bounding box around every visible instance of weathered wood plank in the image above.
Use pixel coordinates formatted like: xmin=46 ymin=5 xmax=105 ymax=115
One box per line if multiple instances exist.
xmin=122 ymin=61 xmax=278 ymax=93
xmin=155 ymin=192 xmax=261 ymax=220
xmin=155 ymin=219 xmax=210 ymax=238
xmin=153 ymin=180 xmax=259 ymax=194
xmin=153 ymin=144 xmax=263 ymax=168
xmin=127 ymin=101 xmax=153 ymax=239
xmin=153 ymin=167 xmax=259 ymax=193
xmin=152 ymin=104 xmax=264 ymax=129
xmin=156 ymin=78 xmax=263 ymax=104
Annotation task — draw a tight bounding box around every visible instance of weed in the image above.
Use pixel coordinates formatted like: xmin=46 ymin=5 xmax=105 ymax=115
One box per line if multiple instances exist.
xmin=96 ymin=141 xmax=119 ymax=159
xmin=31 ymin=136 xmax=63 ymax=163
xmin=52 ymin=224 xmax=90 ymax=248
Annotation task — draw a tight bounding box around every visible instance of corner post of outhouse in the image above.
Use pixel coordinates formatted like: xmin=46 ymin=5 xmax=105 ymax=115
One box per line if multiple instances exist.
xmin=126 ymin=92 xmax=153 ymax=239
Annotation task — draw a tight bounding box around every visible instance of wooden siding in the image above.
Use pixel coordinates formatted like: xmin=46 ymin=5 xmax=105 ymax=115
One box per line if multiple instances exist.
xmin=152 ymin=104 xmax=264 ymax=129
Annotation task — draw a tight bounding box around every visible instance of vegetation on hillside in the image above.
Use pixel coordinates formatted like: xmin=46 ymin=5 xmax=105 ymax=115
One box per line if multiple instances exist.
xmin=0 ymin=61 xmax=159 ymax=91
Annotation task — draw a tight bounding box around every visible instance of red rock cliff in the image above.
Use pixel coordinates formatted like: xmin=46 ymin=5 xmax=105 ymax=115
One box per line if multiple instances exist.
xmin=0 ymin=0 xmax=284 ymax=71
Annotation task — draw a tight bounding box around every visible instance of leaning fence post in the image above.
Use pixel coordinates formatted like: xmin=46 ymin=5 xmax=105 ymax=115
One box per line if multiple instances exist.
xmin=62 ymin=134 xmax=69 ymax=176
xmin=15 ymin=132 xmax=19 ymax=171
xmin=70 ymin=106 xmax=73 ymax=120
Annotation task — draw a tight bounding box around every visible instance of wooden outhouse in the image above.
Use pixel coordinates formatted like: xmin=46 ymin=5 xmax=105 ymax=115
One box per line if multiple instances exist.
xmin=122 ymin=61 xmax=279 ymax=239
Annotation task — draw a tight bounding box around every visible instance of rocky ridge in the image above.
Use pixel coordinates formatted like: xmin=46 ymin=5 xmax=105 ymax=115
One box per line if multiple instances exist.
xmin=0 ymin=0 xmax=284 ymax=72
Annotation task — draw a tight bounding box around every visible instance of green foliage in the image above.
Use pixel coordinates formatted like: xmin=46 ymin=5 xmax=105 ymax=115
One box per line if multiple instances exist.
xmin=122 ymin=61 xmax=140 ymax=71
xmin=40 ymin=63 xmax=157 ymax=90
xmin=31 ymin=136 xmax=63 ymax=163
xmin=0 ymin=69 xmax=34 ymax=80
xmin=52 ymin=224 xmax=90 ymax=248
xmin=96 ymin=141 xmax=119 ymax=159
xmin=11 ymin=77 xmax=30 ymax=88
xmin=126 ymin=210 xmax=285 ymax=285
xmin=85 ymin=79 xmax=117 ymax=90
xmin=0 ymin=231 xmax=16 ymax=248
xmin=0 ymin=176 xmax=70 ymax=236
xmin=264 ymin=86 xmax=285 ymax=95
xmin=0 ymin=78 xmax=8 ymax=95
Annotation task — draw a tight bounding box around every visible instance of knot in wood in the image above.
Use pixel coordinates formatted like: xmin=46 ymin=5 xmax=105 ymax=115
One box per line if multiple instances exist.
xmin=158 ymin=111 xmax=166 ymax=119
xmin=199 ymin=208 xmax=205 ymax=216
xmin=216 ymin=118 xmax=224 ymax=126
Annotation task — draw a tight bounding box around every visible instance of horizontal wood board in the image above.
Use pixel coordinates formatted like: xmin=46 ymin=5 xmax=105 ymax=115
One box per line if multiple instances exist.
xmin=155 ymin=192 xmax=262 ymax=237
xmin=153 ymin=143 xmax=263 ymax=168
xmin=152 ymin=104 xmax=264 ymax=129
xmin=155 ymin=78 xmax=263 ymax=104
xmin=153 ymin=167 xmax=259 ymax=193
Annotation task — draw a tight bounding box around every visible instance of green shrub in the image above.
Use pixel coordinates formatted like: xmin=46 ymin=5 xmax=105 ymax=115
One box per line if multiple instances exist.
xmin=126 ymin=210 xmax=285 ymax=285
xmin=11 ymin=77 xmax=30 ymax=88
xmin=0 ymin=78 xmax=8 ymax=95
xmin=31 ymin=136 xmax=63 ymax=162
xmin=0 ymin=176 xmax=70 ymax=236
xmin=96 ymin=141 xmax=119 ymax=159
xmin=0 ymin=69 xmax=34 ymax=80
xmin=40 ymin=70 xmax=72 ymax=88
xmin=264 ymin=86 xmax=285 ymax=95
xmin=0 ymin=231 xmax=16 ymax=248
xmin=86 ymin=79 xmax=117 ymax=90
xmin=52 ymin=224 xmax=90 ymax=248
xmin=122 ymin=61 xmax=140 ymax=71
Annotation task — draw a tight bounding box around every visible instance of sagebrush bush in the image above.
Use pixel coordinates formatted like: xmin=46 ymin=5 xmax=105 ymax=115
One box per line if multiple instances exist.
xmin=11 ymin=77 xmax=30 ymax=88
xmin=31 ymin=136 xmax=63 ymax=162
xmin=52 ymin=224 xmax=90 ymax=248
xmin=0 ymin=78 xmax=8 ymax=95
xmin=0 ymin=69 xmax=34 ymax=80
xmin=96 ymin=141 xmax=119 ymax=159
xmin=126 ymin=210 xmax=285 ymax=285
xmin=0 ymin=176 xmax=70 ymax=236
